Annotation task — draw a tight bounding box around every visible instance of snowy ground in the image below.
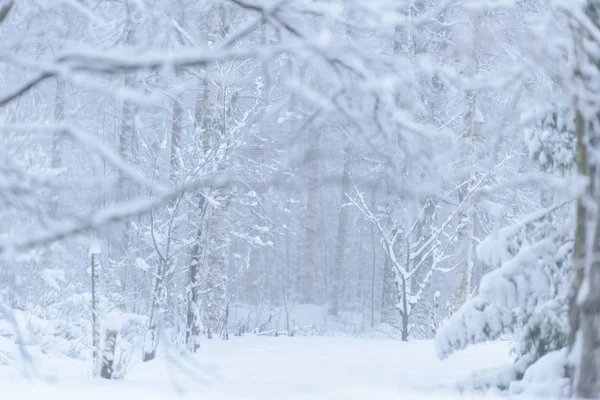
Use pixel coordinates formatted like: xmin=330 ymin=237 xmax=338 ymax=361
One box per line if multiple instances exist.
xmin=1 ymin=336 xmax=511 ymax=399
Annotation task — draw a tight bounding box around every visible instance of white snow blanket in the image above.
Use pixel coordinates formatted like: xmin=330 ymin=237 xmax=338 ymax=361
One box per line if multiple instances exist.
xmin=0 ymin=336 xmax=511 ymax=399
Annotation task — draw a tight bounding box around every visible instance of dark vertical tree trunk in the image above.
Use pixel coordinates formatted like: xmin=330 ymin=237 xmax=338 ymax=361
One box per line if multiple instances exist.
xmin=571 ymin=84 xmax=599 ymax=400
xmin=571 ymin=4 xmax=600 ymax=396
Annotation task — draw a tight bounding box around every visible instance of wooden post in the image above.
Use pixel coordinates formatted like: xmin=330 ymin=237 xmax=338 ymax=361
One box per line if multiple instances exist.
xmin=100 ymin=329 xmax=118 ymax=379
xmin=90 ymin=244 xmax=101 ymax=376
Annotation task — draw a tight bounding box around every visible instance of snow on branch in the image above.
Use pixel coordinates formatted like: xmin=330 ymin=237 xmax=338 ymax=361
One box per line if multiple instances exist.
xmin=409 ymin=158 xmax=509 ymax=266
xmin=0 ymin=0 xmax=13 ymax=24
xmin=0 ymin=72 xmax=54 ymax=107
xmin=477 ymin=198 xmax=576 ymax=269
xmin=435 ymin=201 xmax=572 ymax=359
xmin=0 ymin=124 xmax=166 ymax=193
xmin=57 ymin=46 xmax=263 ymax=75
xmin=0 ymin=171 xmax=233 ymax=256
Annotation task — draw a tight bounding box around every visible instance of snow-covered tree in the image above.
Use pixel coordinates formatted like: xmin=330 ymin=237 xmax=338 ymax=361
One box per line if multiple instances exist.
xmin=435 ymin=0 xmax=578 ymax=394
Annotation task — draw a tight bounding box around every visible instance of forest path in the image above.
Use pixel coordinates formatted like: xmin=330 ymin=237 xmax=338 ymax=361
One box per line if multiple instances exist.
xmin=181 ymin=336 xmax=511 ymax=399
xmin=2 ymin=336 xmax=511 ymax=399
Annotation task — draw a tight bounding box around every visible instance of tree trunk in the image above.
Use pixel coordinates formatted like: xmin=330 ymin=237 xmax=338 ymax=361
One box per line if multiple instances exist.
xmin=571 ymin=87 xmax=600 ymax=399
xmin=170 ymin=6 xmax=185 ymax=184
xmin=458 ymin=206 xmax=475 ymax=304
xmin=143 ymin=259 xmax=166 ymax=362
xmin=381 ymin=256 xmax=398 ymax=325
xmin=570 ymin=6 xmax=600 ymax=396
xmin=115 ymin=29 xmax=139 ymax=310
xmin=380 ymin=10 xmax=410 ymax=326
xmin=186 ymin=2 xmax=232 ymax=339
xmin=370 ymin=221 xmax=377 ymax=327
xmin=186 ymin=197 xmax=206 ymax=352
xmin=457 ymin=11 xmax=483 ymax=306
xmin=301 ymin=131 xmax=319 ymax=304
xmin=170 ymin=74 xmax=183 ymax=183
xmin=331 ymin=143 xmax=351 ymax=316
xmin=410 ymin=198 xmax=436 ymax=293
xmin=458 ymin=87 xmax=479 ymax=305
xmin=202 ymin=205 xmax=230 ymax=335
xmin=401 ymin=275 xmax=409 ymax=342
xmin=49 ymin=77 xmax=64 ymax=219
xmin=164 ymin=64 xmax=184 ymax=326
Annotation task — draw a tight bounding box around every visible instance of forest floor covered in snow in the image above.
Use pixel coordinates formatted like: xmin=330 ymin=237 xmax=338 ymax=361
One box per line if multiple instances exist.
xmin=0 ymin=336 xmax=513 ymax=399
